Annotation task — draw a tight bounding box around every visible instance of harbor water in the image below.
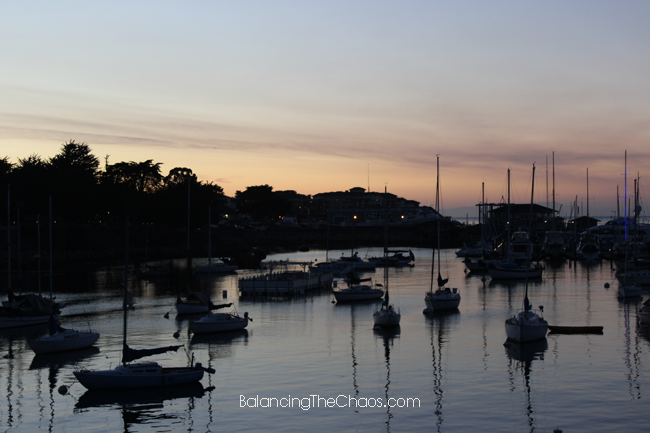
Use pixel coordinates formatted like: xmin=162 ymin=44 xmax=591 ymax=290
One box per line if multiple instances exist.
xmin=1 ymin=247 xmax=648 ymax=432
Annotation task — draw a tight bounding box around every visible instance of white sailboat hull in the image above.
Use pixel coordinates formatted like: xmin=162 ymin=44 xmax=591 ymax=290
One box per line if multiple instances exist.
xmin=333 ymin=285 xmax=384 ymax=302
xmin=617 ymin=283 xmax=642 ymax=298
xmin=28 ymin=329 xmax=99 ymax=355
xmin=505 ymin=312 xmax=548 ymax=343
xmin=74 ymin=362 xmax=205 ymax=390
xmin=616 ymin=270 xmax=650 ymax=285
xmin=424 ymin=290 xmax=461 ymax=311
xmin=190 ymin=313 xmax=249 ymax=334
xmin=372 ymin=309 xmax=401 ymax=327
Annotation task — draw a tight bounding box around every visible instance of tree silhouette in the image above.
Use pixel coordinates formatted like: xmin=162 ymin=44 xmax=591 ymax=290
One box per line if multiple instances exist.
xmin=235 ymin=184 xmax=291 ymax=222
xmin=103 ymin=160 xmax=163 ymax=193
xmin=49 ymin=140 xmax=100 ymax=222
xmin=12 ymin=154 xmax=49 ymax=218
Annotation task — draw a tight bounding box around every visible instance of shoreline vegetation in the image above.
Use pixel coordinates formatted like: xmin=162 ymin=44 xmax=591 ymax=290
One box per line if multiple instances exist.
xmin=1 ymin=221 xmax=474 ymax=272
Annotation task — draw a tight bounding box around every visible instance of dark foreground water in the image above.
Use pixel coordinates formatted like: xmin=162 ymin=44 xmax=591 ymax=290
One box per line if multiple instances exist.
xmin=1 ymin=248 xmax=648 ymax=432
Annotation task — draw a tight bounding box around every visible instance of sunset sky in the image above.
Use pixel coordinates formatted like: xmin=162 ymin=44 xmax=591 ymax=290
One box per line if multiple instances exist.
xmin=2 ymin=1 xmax=649 ymax=218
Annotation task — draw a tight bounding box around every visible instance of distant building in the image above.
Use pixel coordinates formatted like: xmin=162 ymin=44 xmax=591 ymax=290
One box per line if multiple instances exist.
xmin=485 ymin=203 xmax=561 ymax=233
xmin=567 ymin=216 xmax=599 ymax=233
xmin=312 ymin=187 xmax=436 ymax=226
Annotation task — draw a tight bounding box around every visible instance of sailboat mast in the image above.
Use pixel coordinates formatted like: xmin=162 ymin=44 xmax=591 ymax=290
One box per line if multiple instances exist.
xmin=49 ymin=196 xmax=53 ymax=304
xmin=208 ymin=203 xmax=212 ymax=268
xmin=7 ymin=184 xmax=10 ymax=291
xmin=523 ymin=163 xmax=536 ymax=311
xmin=529 ymin=164 xmax=536 ymax=262
xmin=383 ymin=186 xmax=389 ymax=306
xmin=552 ymin=151 xmax=556 ymax=230
xmin=507 ymin=168 xmax=511 ymax=260
xmin=617 ymin=185 xmax=620 ymax=220
xmin=37 ymin=213 xmax=41 ymax=295
xmin=478 ymin=182 xmax=485 ymax=248
xmin=436 ymin=155 xmax=441 ymax=278
xmin=123 ymin=217 xmax=129 ymax=366
xmin=623 ymin=150 xmax=627 ymax=241
xmin=587 ymin=168 xmax=590 ymax=223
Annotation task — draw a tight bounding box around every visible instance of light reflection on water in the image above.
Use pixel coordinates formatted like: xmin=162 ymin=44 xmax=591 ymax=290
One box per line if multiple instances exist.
xmin=1 ymin=247 xmax=649 ymax=432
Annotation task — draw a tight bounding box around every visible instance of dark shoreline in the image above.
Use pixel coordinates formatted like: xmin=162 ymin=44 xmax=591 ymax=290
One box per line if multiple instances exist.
xmin=2 ymin=222 xmax=476 ymax=271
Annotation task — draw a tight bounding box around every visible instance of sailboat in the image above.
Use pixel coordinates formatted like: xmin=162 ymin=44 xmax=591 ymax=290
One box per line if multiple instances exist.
xmin=189 ymin=309 xmax=252 ymax=334
xmin=333 ymin=214 xmax=384 ymax=302
xmin=617 ymin=153 xmax=643 ymax=299
xmin=425 ymin=155 xmax=461 ymax=313
xmin=639 ymin=299 xmax=650 ymax=324
xmin=576 ymin=168 xmax=601 ymax=261
xmin=0 ymin=187 xmax=62 ymax=329
xmin=175 ymin=188 xmax=222 ymax=314
xmin=194 ymin=203 xmax=238 ymax=274
xmin=504 ymin=163 xmax=548 ymax=343
xmin=74 ymin=219 xmax=213 ymax=390
xmin=137 ymin=227 xmax=170 ymax=279
xmin=488 ymin=168 xmax=543 ymax=280
xmin=28 ymin=197 xmax=100 ymax=355
xmin=372 ymin=275 xmax=400 ymax=327
xmin=373 ymin=187 xmax=401 ymax=328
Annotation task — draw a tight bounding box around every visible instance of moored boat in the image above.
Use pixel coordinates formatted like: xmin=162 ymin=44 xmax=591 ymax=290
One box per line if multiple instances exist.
xmin=617 ymin=282 xmax=642 ymax=299
xmin=639 ymin=299 xmax=650 ymax=324
xmin=190 ymin=311 xmax=251 ymax=334
xmin=504 ymin=163 xmax=548 ymax=344
xmin=74 ymin=219 xmax=213 ymax=390
xmin=616 ymin=269 xmax=650 ymax=286
xmin=194 ymin=261 xmax=238 ymax=274
xmin=28 ymin=326 xmax=100 ymax=355
xmin=333 ymin=282 xmax=384 ymax=302
xmin=424 ymin=155 xmax=461 ymax=313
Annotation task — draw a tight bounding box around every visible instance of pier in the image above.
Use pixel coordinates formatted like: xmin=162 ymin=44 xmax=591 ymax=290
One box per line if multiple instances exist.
xmin=238 ymin=261 xmax=334 ymax=296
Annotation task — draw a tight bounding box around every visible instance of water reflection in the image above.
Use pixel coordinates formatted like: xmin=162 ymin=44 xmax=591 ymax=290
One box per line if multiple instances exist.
xmin=373 ymin=326 xmax=400 ymax=433
xmin=189 ymin=329 xmax=249 ymax=360
xmin=75 ymin=383 xmax=212 ymax=432
xmin=425 ymin=310 xmax=459 ymax=432
xmin=622 ymin=301 xmax=642 ymax=400
xmin=505 ymin=338 xmax=548 ymax=433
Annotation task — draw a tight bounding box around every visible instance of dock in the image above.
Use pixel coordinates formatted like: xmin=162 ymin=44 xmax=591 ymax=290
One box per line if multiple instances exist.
xmin=238 ymin=261 xmax=334 ymax=296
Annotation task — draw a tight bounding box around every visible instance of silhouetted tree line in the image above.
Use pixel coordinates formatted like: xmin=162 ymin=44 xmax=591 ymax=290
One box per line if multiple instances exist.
xmin=1 ymin=140 xmax=290 ymax=229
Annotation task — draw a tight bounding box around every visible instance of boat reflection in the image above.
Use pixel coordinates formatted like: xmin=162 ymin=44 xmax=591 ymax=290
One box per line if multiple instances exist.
xmin=0 ymin=322 xmax=48 ymax=341
xmin=425 ymin=310 xmax=459 ymax=432
xmin=505 ymin=338 xmax=548 ymax=433
xmin=75 ymin=383 xmax=212 ymax=432
xmin=75 ymin=382 xmax=211 ymax=409
xmin=373 ymin=326 xmax=400 ymax=433
xmin=190 ymin=328 xmax=249 ymax=359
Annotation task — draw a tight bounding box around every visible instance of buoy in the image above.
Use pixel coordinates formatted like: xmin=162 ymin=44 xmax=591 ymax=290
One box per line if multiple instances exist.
xmin=604 ymin=282 xmax=610 ymax=288
xmin=173 ymin=331 xmax=180 ymax=339
xmin=164 ymin=312 xmax=170 ymax=319
xmin=58 ymin=385 xmax=68 ymax=395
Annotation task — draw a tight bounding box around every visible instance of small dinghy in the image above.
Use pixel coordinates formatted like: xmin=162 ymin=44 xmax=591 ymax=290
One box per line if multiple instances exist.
xmin=548 ymin=325 xmax=603 ymax=334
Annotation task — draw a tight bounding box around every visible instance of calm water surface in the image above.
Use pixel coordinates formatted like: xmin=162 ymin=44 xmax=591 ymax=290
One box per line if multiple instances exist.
xmin=1 ymin=248 xmax=648 ymax=432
